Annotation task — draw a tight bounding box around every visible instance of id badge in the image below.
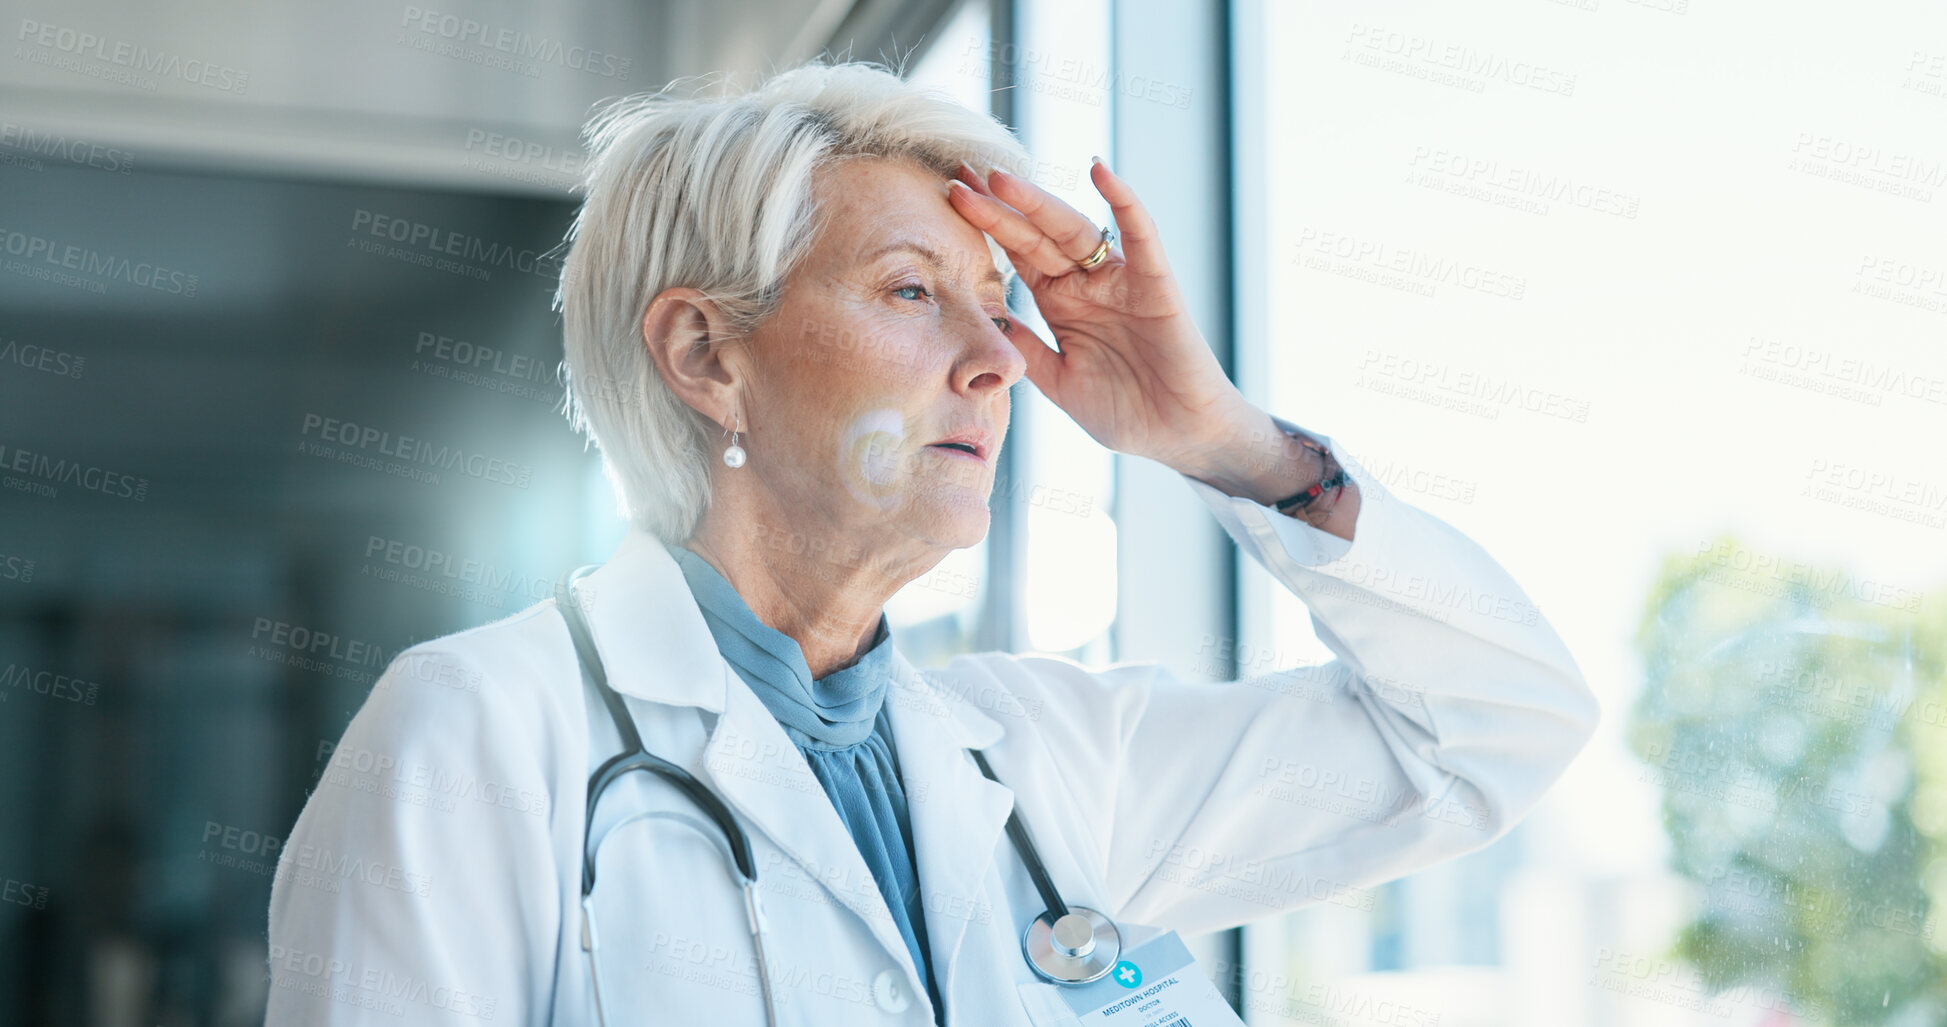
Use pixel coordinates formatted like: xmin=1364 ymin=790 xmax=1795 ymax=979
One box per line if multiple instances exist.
xmin=1017 ymin=930 xmax=1246 ymax=1027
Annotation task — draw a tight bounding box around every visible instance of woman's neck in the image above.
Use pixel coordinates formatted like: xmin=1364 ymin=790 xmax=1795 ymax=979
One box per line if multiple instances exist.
xmin=681 ymin=507 xmax=931 ymax=678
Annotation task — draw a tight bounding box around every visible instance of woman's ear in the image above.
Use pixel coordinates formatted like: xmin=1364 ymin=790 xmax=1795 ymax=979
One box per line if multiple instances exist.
xmin=641 ymin=287 xmax=745 ymax=428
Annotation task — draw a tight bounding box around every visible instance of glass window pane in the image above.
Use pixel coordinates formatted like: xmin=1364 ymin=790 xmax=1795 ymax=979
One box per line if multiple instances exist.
xmin=1238 ymin=2 xmax=1947 ymax=1026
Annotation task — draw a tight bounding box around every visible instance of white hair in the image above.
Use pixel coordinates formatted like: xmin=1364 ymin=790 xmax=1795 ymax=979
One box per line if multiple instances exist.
xmin=554 ymin=60 xmax=1033 ymax=542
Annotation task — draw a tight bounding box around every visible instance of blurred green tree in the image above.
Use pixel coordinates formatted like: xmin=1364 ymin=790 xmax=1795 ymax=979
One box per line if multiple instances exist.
xmin=1628 ymin=535 xmax=1947 ymax=1026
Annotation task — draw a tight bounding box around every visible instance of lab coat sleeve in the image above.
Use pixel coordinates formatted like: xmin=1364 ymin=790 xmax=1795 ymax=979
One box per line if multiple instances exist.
xmin=1009 ymin=415 xmax=1599 ymax=936
xmin=264 ymin=643 xmax=562 ymax=1025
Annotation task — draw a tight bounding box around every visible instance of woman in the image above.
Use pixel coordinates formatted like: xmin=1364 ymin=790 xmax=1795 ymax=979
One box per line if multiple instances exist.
xmin=266 ymin=61 xmax=1597 ymax=1025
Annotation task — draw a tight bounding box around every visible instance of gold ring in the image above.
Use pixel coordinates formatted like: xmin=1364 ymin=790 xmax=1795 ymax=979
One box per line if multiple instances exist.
xmin=1077 ymin=226 xmax=1112 ymax=270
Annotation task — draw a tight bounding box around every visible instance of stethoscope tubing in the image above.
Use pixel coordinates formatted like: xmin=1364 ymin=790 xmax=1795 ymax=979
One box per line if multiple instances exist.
xmin=556 ymin=563 xmax=1120 ymax=1015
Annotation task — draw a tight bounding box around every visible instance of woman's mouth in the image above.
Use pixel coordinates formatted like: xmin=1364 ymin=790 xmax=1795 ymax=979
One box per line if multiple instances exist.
xmin=927 ymin=441 xmax=987 ymax=464
xmin=926 ymin=427 xmax=993 ymax=463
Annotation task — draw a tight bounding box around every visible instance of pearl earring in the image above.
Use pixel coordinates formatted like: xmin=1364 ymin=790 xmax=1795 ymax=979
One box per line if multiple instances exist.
xmin=722 ymin=413 xmax=746 ymax=468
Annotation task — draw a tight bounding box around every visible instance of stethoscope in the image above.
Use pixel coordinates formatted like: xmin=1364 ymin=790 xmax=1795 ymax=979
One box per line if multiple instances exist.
xmin=556 ymin=566 xmax=1122 ymax=1026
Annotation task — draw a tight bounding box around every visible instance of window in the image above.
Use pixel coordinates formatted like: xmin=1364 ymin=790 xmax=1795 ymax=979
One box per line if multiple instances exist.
xmin=1233 ymin=2 xmax=1947 ymax=1025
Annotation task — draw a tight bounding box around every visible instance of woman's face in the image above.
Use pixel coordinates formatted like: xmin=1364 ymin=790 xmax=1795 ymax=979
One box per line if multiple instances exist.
xmin=731 ymin=157 xmax=1027 ymax=555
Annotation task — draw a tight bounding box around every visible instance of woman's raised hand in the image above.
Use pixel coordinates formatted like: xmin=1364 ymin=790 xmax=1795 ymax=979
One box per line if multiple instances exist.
xmin=946 ymin=160 xmax=1255 ymax=473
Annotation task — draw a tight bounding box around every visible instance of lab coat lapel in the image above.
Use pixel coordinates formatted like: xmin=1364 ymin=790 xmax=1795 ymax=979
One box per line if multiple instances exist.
xmin=577 ymin=531 xmax=919 ymax=978
xmin=577 ymin=527 xmax=1017 ymax=1008
xmin=699 ymin=669 xmax=924 ymax=982
xmin=884 ymin=649 xmax=1012 ymax=1005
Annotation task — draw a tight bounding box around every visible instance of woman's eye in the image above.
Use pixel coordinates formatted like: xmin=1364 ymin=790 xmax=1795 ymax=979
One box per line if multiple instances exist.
xmin=992 ymin=315 xmax=1013 ymax=333
xmin=895 ymin=284 xmax=931 ymax=302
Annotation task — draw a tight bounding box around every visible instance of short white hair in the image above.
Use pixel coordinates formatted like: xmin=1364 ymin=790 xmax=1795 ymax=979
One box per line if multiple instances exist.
xmin=555 ymin=60 xmax=1033 ymax=542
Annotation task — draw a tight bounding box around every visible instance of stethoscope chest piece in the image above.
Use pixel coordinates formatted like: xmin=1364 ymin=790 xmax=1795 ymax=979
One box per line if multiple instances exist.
xmin=1022 ymin=906 xmax=1122 ymax=984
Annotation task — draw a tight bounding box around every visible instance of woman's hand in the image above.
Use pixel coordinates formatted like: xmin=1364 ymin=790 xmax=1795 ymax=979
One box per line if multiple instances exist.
xmin=946 ymin=159 xmax=1258 ymax=475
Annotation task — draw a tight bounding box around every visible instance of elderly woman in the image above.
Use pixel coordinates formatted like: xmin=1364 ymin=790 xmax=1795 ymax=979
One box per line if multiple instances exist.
xmin=266 ymin=61 xmax=1597 ymax=1026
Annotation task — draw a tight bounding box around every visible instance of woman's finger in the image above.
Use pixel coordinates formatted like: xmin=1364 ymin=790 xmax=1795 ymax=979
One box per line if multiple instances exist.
xmin=956 ymin=162 xmax=997 ymax=199
xmin=1002 ymin=316 xmax=1066 ymax=396
xmin=948 ymin=168 xmax=1048 ymax=280
xmin=1088 ymin=159 xmax=1167 ymax=279
xmin=946 ymin=180 xmax=1087 ymax=280
xmin=987 ymin=168 xmax=1120 ymax=270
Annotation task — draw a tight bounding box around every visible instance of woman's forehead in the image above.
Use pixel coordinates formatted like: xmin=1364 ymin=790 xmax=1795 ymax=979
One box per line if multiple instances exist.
xmin=813 ymin=159 xmax=998 ymax=277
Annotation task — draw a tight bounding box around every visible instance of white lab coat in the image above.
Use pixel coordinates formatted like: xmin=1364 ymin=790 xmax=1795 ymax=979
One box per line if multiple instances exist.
xmin=264 ymin=418 xmax=1598 ymax=1026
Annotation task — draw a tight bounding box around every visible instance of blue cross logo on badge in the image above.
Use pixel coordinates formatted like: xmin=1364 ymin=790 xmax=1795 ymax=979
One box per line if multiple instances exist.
xmin=1112 ymin=960 xmax=1142 ymax=988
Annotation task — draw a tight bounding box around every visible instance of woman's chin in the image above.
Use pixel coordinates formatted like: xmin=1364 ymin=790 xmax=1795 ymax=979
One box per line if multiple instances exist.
xmin=945 ymin=507 xmax=991 ymax=548
xmin=898 ymin=501 xmax=990 ymax=550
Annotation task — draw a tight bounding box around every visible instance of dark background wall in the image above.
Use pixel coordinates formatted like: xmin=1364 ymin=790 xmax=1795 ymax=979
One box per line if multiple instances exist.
xmin=0 ymin=157 xmax=597 ymax=1024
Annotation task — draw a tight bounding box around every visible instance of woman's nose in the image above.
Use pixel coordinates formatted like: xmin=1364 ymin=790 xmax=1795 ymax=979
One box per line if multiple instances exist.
xmin=956 ymin=309 xmax=1027 ymax=394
